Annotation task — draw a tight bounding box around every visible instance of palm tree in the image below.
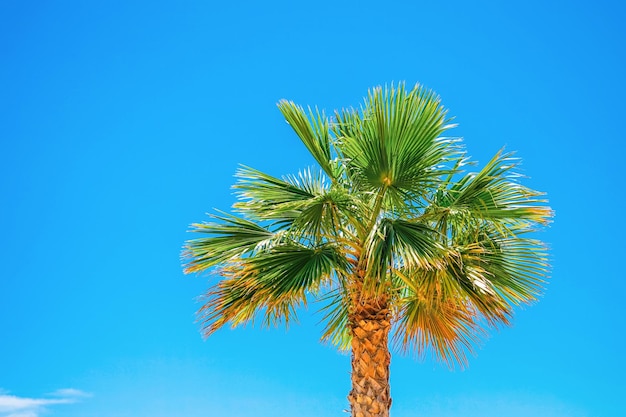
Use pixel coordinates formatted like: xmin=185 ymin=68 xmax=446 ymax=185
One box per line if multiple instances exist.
xmin=182 ymin=83 xmax=552 ymax=417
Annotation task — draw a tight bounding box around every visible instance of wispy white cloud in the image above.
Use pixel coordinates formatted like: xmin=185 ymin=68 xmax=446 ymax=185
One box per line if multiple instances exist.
xmin=0 ymin=388 xmax=91 ymax=417
xmin=47 ymin=388 xmax=92 ymax=399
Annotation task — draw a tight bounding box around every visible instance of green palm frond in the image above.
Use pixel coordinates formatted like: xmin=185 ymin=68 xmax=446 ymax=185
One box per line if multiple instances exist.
xmin=429 ymin=150 xmax=553 ymax=233
xmin=277 ymin=100 xmax=337 ymax=180
xmin=291 ymin=186 xmax=361 ymax=242
xmin=318 ymin=286 xmax=352 ymax=350
xmin=363 ymin=218 xmax=445 ymax=291
xmin=389 ymin=217 xmax=548 ymax=366
xmin=250 ymin=244 xmax=348 ymax=294
xmin=183 ymin=212 xmax=274 ymax=273
xmin=233 ymin=165 xmax=317 ymax=224
xmin=334 ymin=83 xmax=460 ymax=203
xmin=392 ymin=238 xmax=547 ymax=369
xmin=198 ymin=243 xmax=349 ymax=336
xmin=434 ymin=244 xmax=514 ymax=328
xmin=234 ymin=165 xmax=365 ymax=243
xmin=479 ymin=234 xmax=549 ymax=305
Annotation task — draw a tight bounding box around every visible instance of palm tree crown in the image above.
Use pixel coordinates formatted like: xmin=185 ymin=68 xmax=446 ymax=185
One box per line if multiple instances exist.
xmin=183 ymin=83 xmax=552 ymax=416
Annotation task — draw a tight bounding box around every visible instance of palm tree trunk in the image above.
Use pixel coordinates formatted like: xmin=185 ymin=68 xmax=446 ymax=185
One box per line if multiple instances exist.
xmin=348 ymin=300 xmax=392 ymax=417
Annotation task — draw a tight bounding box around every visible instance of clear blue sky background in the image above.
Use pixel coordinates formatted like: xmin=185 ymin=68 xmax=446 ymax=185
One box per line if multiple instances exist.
xmin=1 ymin=1 xmax=624 ymax=416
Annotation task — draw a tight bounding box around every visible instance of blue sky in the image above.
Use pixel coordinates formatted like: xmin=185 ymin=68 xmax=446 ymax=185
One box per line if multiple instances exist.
xmin=1 ymin=1 xmax=624 ymax=416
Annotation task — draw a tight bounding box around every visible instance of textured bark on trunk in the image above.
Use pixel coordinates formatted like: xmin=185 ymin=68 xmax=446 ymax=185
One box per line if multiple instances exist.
xmin=348 ymin=300 xmax=392 ymax=417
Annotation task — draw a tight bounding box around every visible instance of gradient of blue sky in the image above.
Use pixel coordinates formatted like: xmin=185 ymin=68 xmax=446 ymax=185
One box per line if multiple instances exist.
xmin=1 ymin=1 xmax=624 ymax=416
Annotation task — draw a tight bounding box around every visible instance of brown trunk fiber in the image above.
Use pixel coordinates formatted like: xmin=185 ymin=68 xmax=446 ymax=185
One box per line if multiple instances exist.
xmin=348 ymin=300 xmax=392 ymax=417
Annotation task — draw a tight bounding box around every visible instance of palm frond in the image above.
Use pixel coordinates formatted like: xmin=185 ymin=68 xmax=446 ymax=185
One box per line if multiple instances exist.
xmin=363 ymin=217 xmax=445 ymax=292
xmin=431 ymin=150 xmax=553 ymax=231
xmin=334 ymin=83 xmax=460 ymax=203
xmin=479 ymin=233 xmax=549 ymax=305
xmin=234 ymin=165 xmax=367 ymax=243
xmin=435 ymin=244 xmax=514 ymax=328
xmin=292 ymin=186 xmax=364 ymax=243
xmin=394 ymin=268 xmax=485 ymax=368
xmin=183 ymin=211 xmax=274 ymax=273
xmin=389 ymin=227 xmax=547 ymax=368
xmin=250 ymin=244 xmax=348 ymax=294
xmin=197 ymin=243 xmax=349 ymax=335
xmin=318 ymin=286 xmax=352 ymax=350
xmin=233 ymin=165 xmax=317 ymax=223
xmin=277 ymin=100 xmax=336 ymax=180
